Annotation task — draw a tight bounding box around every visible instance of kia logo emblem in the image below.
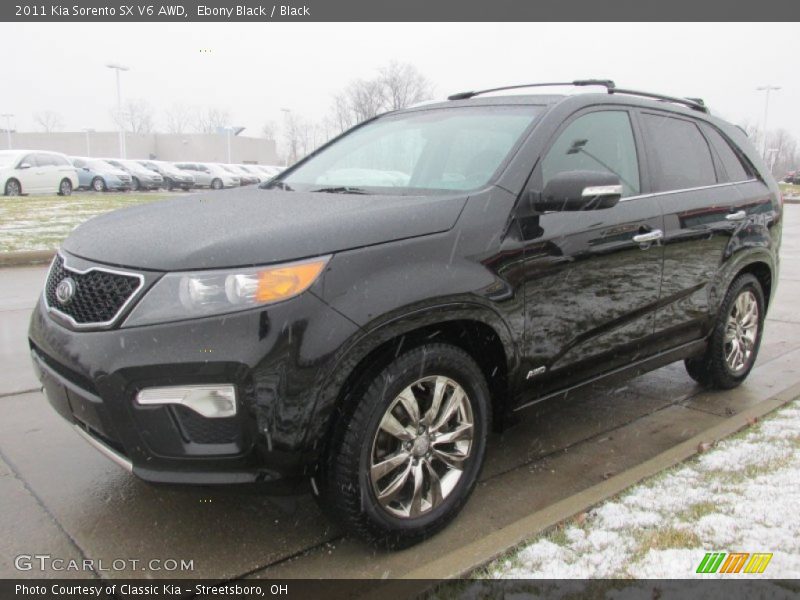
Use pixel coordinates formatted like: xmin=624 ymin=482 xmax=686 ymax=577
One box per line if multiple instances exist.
xmin=55 ymin=278 xmax=77 ymax=305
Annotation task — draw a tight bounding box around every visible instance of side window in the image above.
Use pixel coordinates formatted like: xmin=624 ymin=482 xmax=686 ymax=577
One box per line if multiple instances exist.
xmin=73 ymin=158 xmax=85 ymax=168
xmin=640 ymin=113 xmax=716 ymax=192
xmin=51 ymin=154 xmax=69 ymax=167
xmin=542 ymin=110 xmax=640 ymax=197
xmin=20 ymin=154 xmax=38 ymax=167
xmin=699 ymin=123 xmax=751 ymax=183
xmin=36 ymin=153 xmax=55 ymax=167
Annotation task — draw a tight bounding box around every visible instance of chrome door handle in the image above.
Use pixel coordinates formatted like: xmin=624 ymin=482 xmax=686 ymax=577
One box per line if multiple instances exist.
xmin=726 ymin=210 xmax=747 ymax=221
xmin=632 ymin=229 xmax=664 ymax=244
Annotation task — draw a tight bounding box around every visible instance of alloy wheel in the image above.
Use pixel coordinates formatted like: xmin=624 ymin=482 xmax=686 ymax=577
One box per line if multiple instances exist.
xmin=369 ymin=375 xmax=474 ymax=519
xmin=724 ymin=289 xmax=759 ymax=373
xmin=5 ymin=180 xmax=20 ymax=196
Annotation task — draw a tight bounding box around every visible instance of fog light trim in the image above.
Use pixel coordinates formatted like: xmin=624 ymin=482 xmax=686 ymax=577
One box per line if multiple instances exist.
xmin=135 ymin=385 xmax=237 ymax=418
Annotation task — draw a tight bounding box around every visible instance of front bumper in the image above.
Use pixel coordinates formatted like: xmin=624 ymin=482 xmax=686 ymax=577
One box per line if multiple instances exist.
xmin=28 ymin=282 xmax=360 ymax=488
xmin=108 ymin=179 xmax=132 ymax=191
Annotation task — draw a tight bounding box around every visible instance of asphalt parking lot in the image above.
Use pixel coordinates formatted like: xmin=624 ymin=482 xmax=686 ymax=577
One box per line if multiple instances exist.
xmin=1 ymin=205 xmax=799 ymax=583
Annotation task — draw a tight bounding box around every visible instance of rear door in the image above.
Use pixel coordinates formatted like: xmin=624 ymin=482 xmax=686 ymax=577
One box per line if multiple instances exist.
xmin=637 ymin=110 xmax=753 ymax=349
xmin=36 ymin=153 xmax=60 ymax=191
xmin=51 ymin=154 xmax=75 ymax=187
xmin=518 ymin=108 xmax=665 ymax=398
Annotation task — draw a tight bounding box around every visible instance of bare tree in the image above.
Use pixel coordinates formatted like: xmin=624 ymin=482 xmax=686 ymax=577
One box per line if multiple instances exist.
xmin=33 ymin=110 xmax=64 ymax=133
xmin=329 ymin=61 xmax=434 ymax=134
xmin=261 ymin=120 xmax=277 ymax=140
xmin=111 ymin=99 xmax=155 ymax=134
xmin=331 ymin=94 xmax=356 ymax=134
xmin=194 ymin=108 xmax=231 ymax=134
xmin=766 ymin=128 xmax=798 ymax=176
xmin=282 ymin=111 xmax=305 ymax=165
xmin=164 ymin=104 xmax=192 ymax=134
xmin=379 ymin=61 xmax=434 ymax=111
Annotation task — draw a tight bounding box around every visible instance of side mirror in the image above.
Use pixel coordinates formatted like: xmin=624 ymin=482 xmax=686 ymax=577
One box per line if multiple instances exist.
xmin=18 ymin=163 xmax=31 ymax=170
xmin=530 ymin=171 xmax=623 ymax=212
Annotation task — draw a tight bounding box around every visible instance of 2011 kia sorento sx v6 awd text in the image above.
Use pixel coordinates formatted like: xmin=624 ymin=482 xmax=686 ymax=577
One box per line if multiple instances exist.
xmin=29 ymin=80 xmax=781 ymax=548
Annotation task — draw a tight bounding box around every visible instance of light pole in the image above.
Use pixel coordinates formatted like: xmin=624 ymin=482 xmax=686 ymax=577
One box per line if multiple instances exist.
xmin=1 ymin=113 xmax=13 ymax=149
xmin=756 ymin=85 xmax=781 ymax=159
xmin=225 ymin=126 xmax=232 ymax=163
xmin=106 ymin=63 xmax=129 ymax=158
xmin=82 ymin=128 xmax=95 ymax=157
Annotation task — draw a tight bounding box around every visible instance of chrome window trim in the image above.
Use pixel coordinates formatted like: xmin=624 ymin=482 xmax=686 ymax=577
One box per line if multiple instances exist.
xmin=619 ymin=179 xmax=758 ymax=202
xmin=44 ymin=252 xmax=145 ymax=329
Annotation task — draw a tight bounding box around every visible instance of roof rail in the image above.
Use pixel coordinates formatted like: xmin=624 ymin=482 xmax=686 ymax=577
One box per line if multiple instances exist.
xmin=447 ymin=79 xmax=615 ymax=101
xmin=447 ymin=79 xmax=708 ymax=113
xmin=610 ymin=88 xmax=708 ymax=113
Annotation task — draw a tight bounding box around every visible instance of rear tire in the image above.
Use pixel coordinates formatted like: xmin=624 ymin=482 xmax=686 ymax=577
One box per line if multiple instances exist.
xmin=57 ymin=179 xmax=72 ymax=196
xmin=684 ymin=274 xmax=765 ymax=389
xmin=4 ymin=178 xmax=21 ymax=196
xmin=316 ymin=343 xmax=490 ymax=549
xmin=211 ymin=178 xmax=223 ymax=190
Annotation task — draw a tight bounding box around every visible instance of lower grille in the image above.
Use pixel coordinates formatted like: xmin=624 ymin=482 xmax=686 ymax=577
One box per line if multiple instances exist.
xmin=173 ymin=406 xmax=239 ymax=444
xmin=45 ymin=254 xmax=143 ymax=327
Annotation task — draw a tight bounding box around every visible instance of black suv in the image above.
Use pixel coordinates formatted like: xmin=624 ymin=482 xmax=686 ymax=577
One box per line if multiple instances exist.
xmin=28 ymin=81 xmax=781 ymax=548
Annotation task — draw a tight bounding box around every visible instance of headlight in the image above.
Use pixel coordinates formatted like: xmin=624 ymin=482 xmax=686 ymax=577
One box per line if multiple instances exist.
xmin=123 ymin=256 xmax=330 ymax=327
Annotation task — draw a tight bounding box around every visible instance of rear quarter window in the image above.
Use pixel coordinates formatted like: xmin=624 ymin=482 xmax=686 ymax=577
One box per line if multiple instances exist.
xmin=699 ymin=123 xmax=752 ymax=182
xmin=640 ymin=112 xmax=716 ymax=192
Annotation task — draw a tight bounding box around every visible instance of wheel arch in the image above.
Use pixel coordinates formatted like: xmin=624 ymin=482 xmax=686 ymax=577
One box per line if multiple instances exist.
xmin=737 ymin=261 xmax=773 ymax=309
xmin=304 ymin=304 xmax=519 ymax=466
xmin=721 ymin=250 xmax=775 ymax=311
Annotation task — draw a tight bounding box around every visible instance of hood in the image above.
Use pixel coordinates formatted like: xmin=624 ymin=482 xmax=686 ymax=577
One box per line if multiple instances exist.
xmin=62 ymin=187 xmax=467 ymax=271
xmin=95 ymin=165 xmax=127 ymax=177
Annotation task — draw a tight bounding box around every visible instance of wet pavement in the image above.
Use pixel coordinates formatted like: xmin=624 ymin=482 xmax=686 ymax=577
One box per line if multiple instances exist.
xmin=1 ymin=205 xmax=799 ymax=581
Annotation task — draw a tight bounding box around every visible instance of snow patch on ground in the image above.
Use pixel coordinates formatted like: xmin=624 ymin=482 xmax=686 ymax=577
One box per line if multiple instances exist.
xmin=483 ymin=399 xmax=800 ymax=579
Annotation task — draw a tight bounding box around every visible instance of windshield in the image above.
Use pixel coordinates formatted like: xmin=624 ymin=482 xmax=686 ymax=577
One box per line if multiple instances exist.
xmin=88 ymin=159 xmax=116 ymax=171
xmin=279 ymin=105 xmax=542 ymax=194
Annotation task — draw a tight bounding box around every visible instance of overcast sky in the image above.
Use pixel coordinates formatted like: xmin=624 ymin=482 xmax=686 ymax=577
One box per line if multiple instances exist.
xmin=1 ymin=22 xmax=797 ymax=145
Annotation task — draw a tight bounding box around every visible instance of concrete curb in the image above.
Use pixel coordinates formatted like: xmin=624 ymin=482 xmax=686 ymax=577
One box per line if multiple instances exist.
xmin=0 ymin=250 xmax=55 ymax=268
xmin=397 ymin=379 xmax=800 ymax=583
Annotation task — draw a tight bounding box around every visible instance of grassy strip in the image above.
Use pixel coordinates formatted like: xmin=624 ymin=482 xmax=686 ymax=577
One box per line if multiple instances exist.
xmin=0 ymin=192 xmax=172 ymax=252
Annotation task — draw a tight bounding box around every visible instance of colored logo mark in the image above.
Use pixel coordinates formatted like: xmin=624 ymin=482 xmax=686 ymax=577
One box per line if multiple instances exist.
xmin=696 ymin=552 xmax=773 ymax=574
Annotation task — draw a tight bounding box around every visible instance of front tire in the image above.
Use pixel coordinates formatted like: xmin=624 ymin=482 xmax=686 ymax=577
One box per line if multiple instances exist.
xmin=57 ymin=179 xmax=72 ymax=196
xmin=685 ymin=273 xmax=765 ymax=389
xmin=211 ymin=178 xmax=223 ymax=190
xmin=91 ymin=177 xmax=106 ymax=192
xmin=317 ymin=344 xmax=490 ymax=548
xmin=4 ymin=178 xmax=21 ymax=196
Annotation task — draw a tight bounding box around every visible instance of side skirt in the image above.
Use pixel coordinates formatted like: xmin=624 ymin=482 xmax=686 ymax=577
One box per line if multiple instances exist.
xmin=513 ymin=338 xmax=707 ymax=414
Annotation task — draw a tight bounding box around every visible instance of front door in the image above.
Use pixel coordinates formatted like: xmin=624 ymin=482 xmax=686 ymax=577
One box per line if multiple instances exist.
xmin=518 ymin=108 xmax=665 ymax=400
xmin=16 ymin=153 xmax=42 ymax=193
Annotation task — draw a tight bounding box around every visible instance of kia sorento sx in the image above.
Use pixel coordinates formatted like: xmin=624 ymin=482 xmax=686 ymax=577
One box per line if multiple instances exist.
xmin=29 ymin=81 xmax=781 ymax=547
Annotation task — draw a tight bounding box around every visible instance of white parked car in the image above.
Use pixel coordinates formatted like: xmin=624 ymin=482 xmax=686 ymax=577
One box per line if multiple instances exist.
xmin=173 ymin=162 xmax=239 ymax=189
xmin=0 ymin=150 xmax=79 ymax=196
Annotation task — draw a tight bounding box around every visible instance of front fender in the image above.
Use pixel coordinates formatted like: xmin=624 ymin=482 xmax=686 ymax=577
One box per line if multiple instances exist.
xmin=301 ymin=299 xmax=519 ymax=459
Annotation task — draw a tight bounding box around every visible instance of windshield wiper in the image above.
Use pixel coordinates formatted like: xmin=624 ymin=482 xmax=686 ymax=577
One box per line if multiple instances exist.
xmin=262 ymin=180 xmax=294 ymax=191
xmin=311 ymin=186 xmax=370 ymax=195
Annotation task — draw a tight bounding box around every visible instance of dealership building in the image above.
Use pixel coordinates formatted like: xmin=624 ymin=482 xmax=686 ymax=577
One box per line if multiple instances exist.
xmin=2 ymin=130 xmax=280 ymax=165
